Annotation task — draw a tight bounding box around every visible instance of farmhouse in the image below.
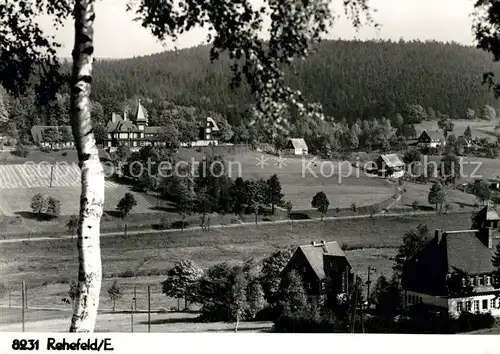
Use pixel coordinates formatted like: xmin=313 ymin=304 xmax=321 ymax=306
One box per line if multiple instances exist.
xmin=31 ymin=125 xmax=74 ymax=149
xmin=402 ymin=205 xmax=500 ymax=318
xmin=281 ymin=241 xmax=353 ymax=305
xmin=374 ymin=153 xmax=405 ymax=178
xmin=417 ymin=130 xmax=446 ymax=148
xmin=286 ymin=138 xmax=308 ymax=155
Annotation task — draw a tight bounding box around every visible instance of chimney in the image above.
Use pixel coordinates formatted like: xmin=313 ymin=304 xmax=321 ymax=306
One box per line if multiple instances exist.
xmin=321 ymin=240 xmax=326 ymax=245
xmin=311 ymin=241 xmax=316 ymax=246
xmin=111 ymin=113 xmax=117 ymax=123
xmin=435 ymin=229 xmax=443 ymax=243
xmin=123 ymin=110 xmax=128 ymax=121
xmin=479 ymin=228 xmax=493 ymax=249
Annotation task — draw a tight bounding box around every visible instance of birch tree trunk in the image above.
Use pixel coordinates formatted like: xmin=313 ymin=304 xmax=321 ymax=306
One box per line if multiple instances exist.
xmin=69 ymin=0 xmax=104 ymax=333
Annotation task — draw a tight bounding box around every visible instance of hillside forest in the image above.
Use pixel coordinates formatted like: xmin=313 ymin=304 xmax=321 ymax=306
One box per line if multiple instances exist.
xmin=1 ymin=39 xmax=500 ymax=155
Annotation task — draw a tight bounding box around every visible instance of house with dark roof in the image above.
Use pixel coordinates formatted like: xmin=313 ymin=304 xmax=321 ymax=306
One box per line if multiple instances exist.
xmin=104 ymin=100 xmax=166 ymax=152
xmin=417 ymin=130 xmax=446 ymax=148
xmin=286 ymin=138 xmax=308 ymax=155
xmin=281 ymin=241 xmax=353 ymax=304
xmin=373 ymin=153 xmax=405 ymax=178
xmin=402 ymin=205 xmax=500 ymax=318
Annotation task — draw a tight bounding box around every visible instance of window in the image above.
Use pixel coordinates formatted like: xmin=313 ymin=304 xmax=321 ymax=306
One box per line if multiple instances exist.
xmin=473 ymin=300 xmax=479 ymax=312
xmin=483 ymin=299 xmax=488 ymax=310
xmin=139 ymin=126 xmax=144 ymax=131
xmin=408 ymin=295 xmax=413 ymax=304
xmin=470 ymin=277 xmax=475 ymax=286
xmin=491 ymin=298 xmax=497 ymax=309
xmin=306 ymin=282 xmax=312 ymax=290
xmin=479 ymin=276 xmax=485 ymax=286
xmin=457 ymin=301 xmax=463 ymax=312
xmin=420 ymin=297 xmax=423 ymax=304
xmin=302 ymin=266 xmax=307 ymax=273
xmin=486 ymin=276 xmax=491 ymax=286
xmin=466 ymin=301 xmax=472 ymax=312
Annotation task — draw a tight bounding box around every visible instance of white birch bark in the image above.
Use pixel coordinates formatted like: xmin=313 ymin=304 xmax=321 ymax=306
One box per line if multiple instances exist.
xmin=69 ymin=0 xmax=104 ymax=333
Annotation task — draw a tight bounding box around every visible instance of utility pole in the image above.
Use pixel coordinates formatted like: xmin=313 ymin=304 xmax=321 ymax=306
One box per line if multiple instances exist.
xmin=21 ymin=281 xmax=25 ymax=332
xmin=25 ymin=284 xmax=27 ymax=309
xmin=9 ymin=291 xmax=11 ymax=308
xmin=366 ymin=266 xmax=376 ymax=309
xmin=130 ymin=303 xmax=134 ymax=333
xmin=133 ymin=286 xmax=137 ymax=311
xmin=147 ymin=285 xmax=151 ymax=333
xmin=49 ymin=165 xmax=54 ymax=188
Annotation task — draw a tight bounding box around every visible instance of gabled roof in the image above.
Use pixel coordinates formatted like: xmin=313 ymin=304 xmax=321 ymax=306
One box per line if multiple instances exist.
xmin=475 ymin=203 xmax=500 ymax=221
xmin=422 ymin=130 xmax=445 ymax=141
xmin=444 ymin=230 xmax=499 ymax=275
xmin=205 ymin=117 xmax=220 ymax=131
xmin=298 ymin=241 xmax=347 ymax=279
xmin=106 ymin=117 xmax=139 ymax=133
xmin=379 ymin=153 xmax=404 ymax=168
xmin=288 ymin=138 xmax=308 ymax=150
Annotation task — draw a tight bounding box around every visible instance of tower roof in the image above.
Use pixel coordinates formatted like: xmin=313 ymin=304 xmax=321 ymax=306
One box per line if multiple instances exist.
xmin=135 ymin=100 xmax=148 ymax=122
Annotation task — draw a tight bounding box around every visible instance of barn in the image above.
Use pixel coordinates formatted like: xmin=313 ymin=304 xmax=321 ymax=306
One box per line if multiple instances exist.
xmin=286 ymin=138 xmax=308 ymax=156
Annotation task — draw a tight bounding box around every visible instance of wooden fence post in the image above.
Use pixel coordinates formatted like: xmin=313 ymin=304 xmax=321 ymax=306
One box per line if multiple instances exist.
xmin=147 ymin=285 xmax=151 ymax=333
xmin=21 ymin=281 xmax=25 ymax=332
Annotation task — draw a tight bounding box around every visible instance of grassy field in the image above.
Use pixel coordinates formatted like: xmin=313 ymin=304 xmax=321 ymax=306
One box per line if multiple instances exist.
xmin=0 ymin=212 xmax=473 ymax=312
xmin=415 ymin=119 xmax=499 ymax=141
xmin=424 ymin=155 xmax=500 ymax=183
xmin=399 ymin=182 xmax=478 ymax=210
xmin=0 ymin=308 xmax=272 ymax=332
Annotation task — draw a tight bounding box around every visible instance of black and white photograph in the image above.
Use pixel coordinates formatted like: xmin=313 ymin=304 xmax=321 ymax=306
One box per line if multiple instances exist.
xmin=1 ymin=0 xmax=500 ymax=344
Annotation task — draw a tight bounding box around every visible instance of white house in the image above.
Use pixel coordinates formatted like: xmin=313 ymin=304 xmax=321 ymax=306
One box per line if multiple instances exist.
xmin=286 ymin=138 xmax=308 ymax=156
xmin=402 ymin=205 xmax=500 ymax=318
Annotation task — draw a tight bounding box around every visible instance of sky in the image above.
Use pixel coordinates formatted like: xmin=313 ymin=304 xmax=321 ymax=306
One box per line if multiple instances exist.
xmin=40 ymin=0 xmax=478 ymax=59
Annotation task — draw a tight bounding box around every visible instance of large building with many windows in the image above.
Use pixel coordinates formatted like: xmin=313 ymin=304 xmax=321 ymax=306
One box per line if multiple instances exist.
xmin=104 ymin=100 xmax=163 ymax=152
xmin=402 ymin=204 xmax=500 ymax=318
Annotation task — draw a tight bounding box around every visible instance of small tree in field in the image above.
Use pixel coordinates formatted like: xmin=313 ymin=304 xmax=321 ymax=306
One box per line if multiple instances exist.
xmin=30 ymin=193 xmax=48 ymax=218
xmin=474 ymin=181 xmax=492 ymax=205
xmin=411 ymin=200 xmax=419 ymax=216
xmin=162 ymin=260 xmax=203 ymax=311
xmin=350 ymin=203 xmax=357 ymax=212
xmin=267 ymin=174 xmax=284 ymax=215
xmin=46 ymin=197 xmax=61 ymax=218
xmin=107 ymin=281 xmax=123 ymax=312
xmin=66 ymin=215 xmax=79 ymax=238
xmin=117 ymin=193 xmax=137 ymax=219
xmin=428 ymin=182 xmax=446 ymax=212
xmin=312 ymin=191 xmax=329 ymax=221
xmin=284 ymin=201 xmax=293 ymax=225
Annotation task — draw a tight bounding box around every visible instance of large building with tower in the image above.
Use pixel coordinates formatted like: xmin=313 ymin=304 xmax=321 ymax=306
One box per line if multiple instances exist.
xmin=104 ymin=100 xmax=163 ymax=152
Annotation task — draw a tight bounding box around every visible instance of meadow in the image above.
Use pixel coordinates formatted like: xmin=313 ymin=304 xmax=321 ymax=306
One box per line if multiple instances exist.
xmin=0 ymin=212 xmax=474 ymax=314
xmin=415 ymin=119 xmax=499 ymax=141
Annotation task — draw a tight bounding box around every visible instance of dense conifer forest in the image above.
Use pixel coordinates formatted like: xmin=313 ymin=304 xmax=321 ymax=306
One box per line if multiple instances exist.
xmin=2 ymin=39 xmax=500 ymax=151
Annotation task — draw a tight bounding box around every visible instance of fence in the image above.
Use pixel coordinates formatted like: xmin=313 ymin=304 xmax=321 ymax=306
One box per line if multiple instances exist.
xmin=0 ymin=281 xmax=188 ymax=332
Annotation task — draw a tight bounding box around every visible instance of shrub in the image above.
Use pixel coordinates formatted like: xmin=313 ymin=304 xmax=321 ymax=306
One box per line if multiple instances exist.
xmin=61 ymin=152 xmax=68 ymax=156
xmin=12 ymin=144 xmax=29 ymax=158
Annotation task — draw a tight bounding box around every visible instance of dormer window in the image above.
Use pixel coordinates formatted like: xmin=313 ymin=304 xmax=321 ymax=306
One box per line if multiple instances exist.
xmin=470 ymin=277 xmax=476 ymax=286
xmin=479 ymin=276 xmax=485 ymax=286
xmin=486 ymin=276 xmax=491 ymax=286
